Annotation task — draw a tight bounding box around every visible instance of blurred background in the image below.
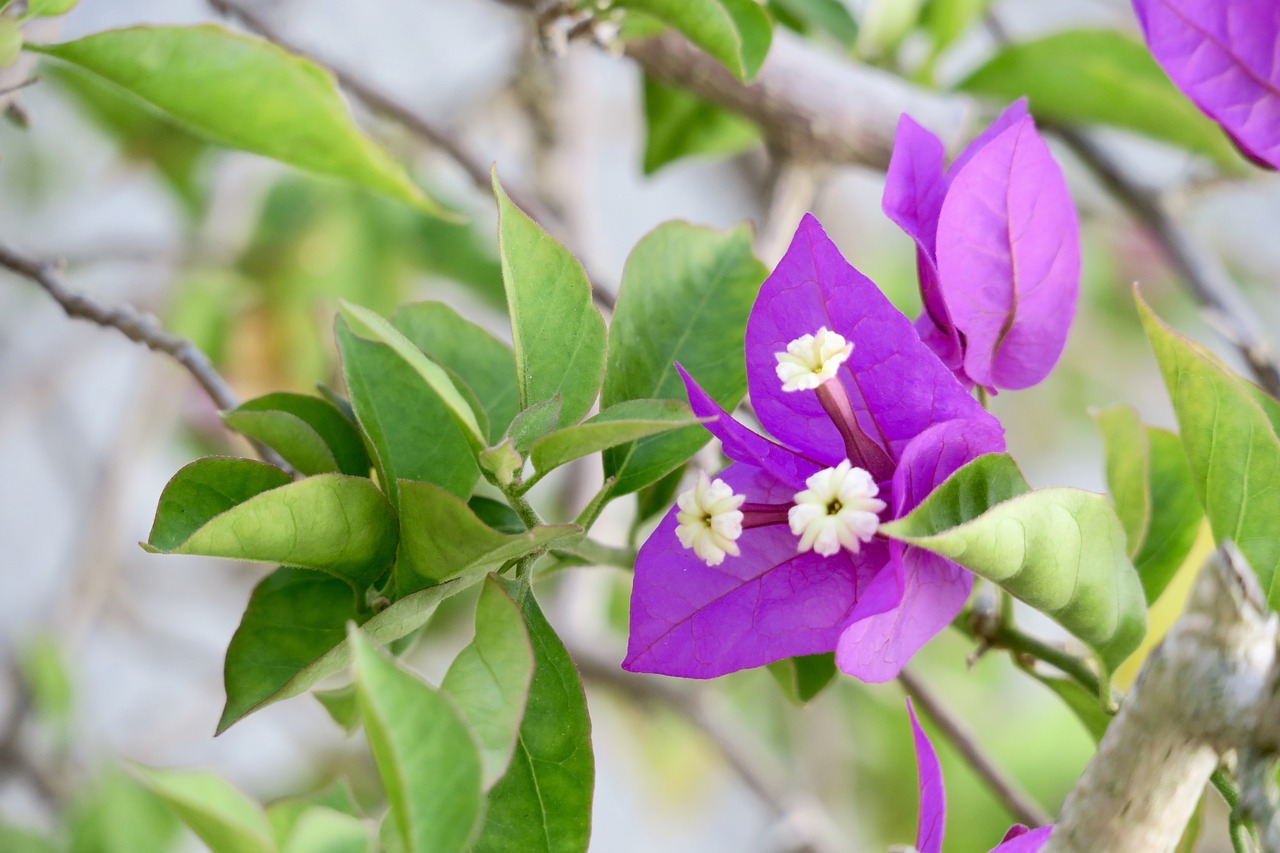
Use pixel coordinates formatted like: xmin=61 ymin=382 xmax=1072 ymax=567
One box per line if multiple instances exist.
xmin=0 ymin=0 xmax=1276 ymax=850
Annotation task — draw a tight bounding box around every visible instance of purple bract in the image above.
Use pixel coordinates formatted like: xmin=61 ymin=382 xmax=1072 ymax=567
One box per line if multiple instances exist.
xmin=623 ymin=215 xmax=1004 ymax=682
xmin=1133 ymin=0 xmax=1280 ymax=169
xmin=883 ymin=100 xmax=1080 ymax=391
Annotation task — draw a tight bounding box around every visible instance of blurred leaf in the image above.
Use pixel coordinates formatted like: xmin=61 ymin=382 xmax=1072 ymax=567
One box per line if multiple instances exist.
xmin=1138 ymin=295 xmax=1280 ymax=605
xmin=767 ymin=0 xmax=857 ymax=47
xmin=164 ymin=269 xmax=249 ymax=366
xmin=602 ymin=221 xmax=764 ymax=495
xmin=69 ymin=768 xmax=180 ymax=853
xmin=613 ymin=0 xmax=772 ymax=81
xmin=408 ymin=216 xmax=506 ymax=308
xmin=394 ymin=302 xmax=520 ymax=442
xmin=531 ymin=399 xmax=702 ymax=477
xmin=642 ymin=75 xmax=759 ymax=174
xmin=1028 ymin=672 xmax=1111 ymax=742
xmin=32 ymin=26 xmax=457 ymax=216
xmin=767 ymin=653 xmax=837 ymax=704
xmin=494 ymin=173 xmax=606 ymax=429
xmin=313 ymin=684 xmax=361 ymax=735
xmin=442 ymin=577 xmax=535 ymax=788
xmin=219 ymin=568 xmax=485 ymax=733
xmin=225 ymin=392 xmax=372 ymax=478
xmin=920 ymin=0 xmax=991 ymax=55
xmin=266 ymin=781 xmax=363 ymax=847
xmin=881 ymin=453 xmax=1147 ymax=674
xmin=959 ymin=30 xmax=1241 ymax=168
xmin=145 ymin=468 xmax=398 ymax=588
xmin=19 ymin=635 xmax=72 ymax=724
xmin=856 ymin=0 xmax=925 ymax=59
xmin=0 ymin=19 xmax=22 ymax=70
xmin=0 ymin=825 xmax=59 ymax=853
xmin=280 ymin=808 xmax=372 ymax=853
xmin=395 ymin=480 xmax=580 ymax=592
xmin=135 ymin=766 xmax=274 ymax=853
xmin=336 ymin=317 xmax=481 ymax=509
xmin=471 ymin=580 xmax=594 ymax=853
xmin=507 ymin=396 xmax=562 ymax=456
xmin=633 ymin=466 xmax=686 ymax=528
xmin=26 ymin=0 xmax=80 ymax=17
xmin=351 ymin=630 xmax=484 ymax=853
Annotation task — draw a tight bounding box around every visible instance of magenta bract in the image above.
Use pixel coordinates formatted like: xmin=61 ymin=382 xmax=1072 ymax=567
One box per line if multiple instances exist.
xmin=883 ymin=101 xmax=1080 ymax=391
xmin=623 ymin=215 xmax=1004 ymax=682
xmin=1133 ymin=0 xmax=1280 ymax=169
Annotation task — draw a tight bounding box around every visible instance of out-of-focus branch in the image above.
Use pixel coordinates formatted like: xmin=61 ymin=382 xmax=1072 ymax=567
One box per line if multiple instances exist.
xmin=898 ymin=667 xmax=1052 ymax=828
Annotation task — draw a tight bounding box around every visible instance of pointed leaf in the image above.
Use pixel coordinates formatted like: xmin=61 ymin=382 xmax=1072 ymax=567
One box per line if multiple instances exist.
xmin=145 ymin=472 xmax=397 ymax=587
xmin=30 ymin=26 xmax=456 ymax=217
xmin=313 ymin=684 xmax=361 ymax=735
xmin=147 ymin=457 xmax=291 ymax=551
xmin=614 ymin=0 xmax=773 ymax=81
xmin=767 ymin=652 xmax=837 ymax=704
xmin=134 ymin=767 xmax=275 ymax=853
xmin=881 ymin=454 xmax=1147 ymax=673
xmin=68 ymin=767 xmax=180 ymax=853
xmin=394 ymin=302 xmax=520 ymax=442
xmin=1137 ymin=295 xmax=1280 ymax=603
xmin=442 ymin=578 xmax=535 ymax=788
xmin=531 ymin=399 xmax=703 ymax=476
xmin=603 ymin=221 xmax=765 ymax=495
xmin=494 ymin=173 xmax=606 ymax=429
xmin=224 ymin=392 xmax=371 ymax=477
xmin=642 ymin=75 xmax=760 ymax=174
xmin=350 ymin=630 xmax=484 ymax=853
xmin=471 ymin=580 xmax=593 ymax=853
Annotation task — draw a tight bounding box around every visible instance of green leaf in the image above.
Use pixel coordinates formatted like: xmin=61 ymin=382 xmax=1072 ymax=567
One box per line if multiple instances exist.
xmin=920 ymin=0 xmax=991 ymax=56
xmin=224 ymin=393 xmax=371 ymax=477
xmin=768 ymin=0 xmax=858 ymax=47
xmin=530 ymin=399 xmax=703 ymax=477
xmin=602 ymin=221 xmax=766 ymax=495
xmin=31 ymin=26 xmax=458 ymax=216
xmin=280 ymin=809 xmax=372 ymax=853
xmin=1138 ymin=296 xmax=1280 ymax=605
xmin=1094 ymin=404 xmax=1203 ymax=603
xmin=442 ymin=577 xmax=535 ymax=788
xmin=394 ymin=302 xmax=520 ymax=443
xmin=642 ymin=75 xmax=760 ymax=174
xmin=881 ymin=454 xmax=1147 ymax=674
xmin=0 ymin=19 xmax=22 ymax=70
xmin=0 ymin=825 xmax=59 ymax=853
xmin=217 ymin=567 xmax=485 ymax=733
xmin=395 ymin=481 xmax=580 ymax=593
xmin=959 ymin=30 xmax=1241 ymax=168
xmin=266 ymin=782 xmax=362 ymax=848
xmin=69 ymin=768 xmax=180 ymax=853
xmin=507 ymin=396 xmax=562 ymax=456
xmin=472 ymin=580 xmax=594 ymax=853
xmin=350 ymin=630 xmax=484 ymax=853
xmin=19 ymin=635 xmax=72 ymax=724
xmin=856 ymin=0 xmax=925 ymax=59
xmin=313 ymin=684 xmax=361 ymax=735
xmin=494 ymin=173 xmax=606 ymax=429
xmin=25 ymin=0 xmax=80 ymax=18
xmin=145 ymin=471 xmax=397 ymax=588
xmin=134 ymin=766 xmax=275 ymax=853
xmin=147 ymin=457 xmax=292 ymax=551
xmin=1029 ymin=672 xmax=1112 ymax=743
xmin=336 ymin=318 xmax=480 ymax=509
xmin=614 ymin=0 xmax=773 ymax=82
xmin=767 ymin=653 xmax=837 ymax=704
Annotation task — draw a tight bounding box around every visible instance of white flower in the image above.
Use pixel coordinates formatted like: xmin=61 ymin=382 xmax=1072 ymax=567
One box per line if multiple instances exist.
xmin=675 ymin=472 xmax=746 ymax=566
xmin=788 ymin=460 xmax=886 ymax=556
xmin=774 ymin=327 xmax=854 ymax=392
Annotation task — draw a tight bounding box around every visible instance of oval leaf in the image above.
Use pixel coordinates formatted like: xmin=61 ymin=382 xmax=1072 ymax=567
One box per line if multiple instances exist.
xmin=530 ymin=399 xmax=703 ymax=477
xmin=134 ymin=766 xmax=274 ymax=853
xmin=30 ymin=26 xmax=457 ymax=217
xmin=615 ymin=0 xmax=773 ymax=82
xmin=147 ymin=457 xmax=291 ymax=552
xmin=224 ymin=392 xmax=371 ymax=477
xmin=642 ymin=74 xmax=760 ymax=174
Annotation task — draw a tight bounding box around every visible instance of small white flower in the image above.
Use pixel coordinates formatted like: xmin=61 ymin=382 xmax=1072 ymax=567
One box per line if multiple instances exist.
xmin=788 ymin=460 xmax=886 ymax=556
xmin=675 ymin=472 xmax=746 ymax=566
xmin=774 ymin=327 xmax=854 ymax=392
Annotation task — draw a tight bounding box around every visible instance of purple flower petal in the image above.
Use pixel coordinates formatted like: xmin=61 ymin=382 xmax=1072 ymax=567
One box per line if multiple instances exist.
xmin=890 ymin=418 xmax=1006 ymax=517
xmin=908 ymin=699 xmax=945 ymax=853
xmin=948 ymin=99 xmax=1030 ymax=179
xmin=990 ymin=826 xmax=1053 ymax=852
xmin=746 ymin=215 xmax=998 ymax=462
xmin=678 ymin=363 xmax=822 ymax=491
xmin=624 ymin=463 xmax=883 ymax=678
xmin=1134 ymin=0 xmax=1280 ymax=169
xmin=936 ymin=117 xmax=1080 ymax=390
xmin=835 ymin=544 xmax=971 ymax=682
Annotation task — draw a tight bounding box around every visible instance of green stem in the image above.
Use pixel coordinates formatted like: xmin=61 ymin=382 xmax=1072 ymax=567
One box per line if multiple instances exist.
xmin=1211 ymin=770 xmax=1254 ymax=853
xmin=954 ymin=612 xmax=1102 ymax=698
xmin=560 ymin=537 xmax=637 ymax=570
xmin=504 ymin=487 xmax=545 ymax=530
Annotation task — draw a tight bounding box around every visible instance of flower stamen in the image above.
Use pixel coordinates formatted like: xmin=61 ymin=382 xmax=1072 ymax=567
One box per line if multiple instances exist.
xmin=788 ymin=461 xmax=886 ymax=557
xmin=675 ymin=472 xmax=746 ymax=566
xmin=775 ymin=327 xmax=853 ymax=392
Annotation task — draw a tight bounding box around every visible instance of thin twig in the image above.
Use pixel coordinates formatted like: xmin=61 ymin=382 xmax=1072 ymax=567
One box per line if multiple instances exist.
xmin=898 ymin=667 xmax=1052 ymax=828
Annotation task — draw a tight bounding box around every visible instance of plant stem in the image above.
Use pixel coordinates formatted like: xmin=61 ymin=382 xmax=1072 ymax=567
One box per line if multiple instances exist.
xmin=559 ymin=537 xmax=636 ymax=570
xmin=1212 ymin=769 xmax=1255 ymax=853
xmin=954 ymin=612 xmax=1102 ymax=698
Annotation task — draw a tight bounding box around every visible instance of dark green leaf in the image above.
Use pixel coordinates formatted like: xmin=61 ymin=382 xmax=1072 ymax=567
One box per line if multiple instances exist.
xmin=494 ymin=173 xmax=606 ymax=429
xmin=225 ymin=392 xmax=371 ymax=477
xmin=472 ymin=580 xmax=593 ymax=853
xmin=959 ymin=30 xmax=1241 ymax=168
xmin=134 ymin=766 xmax=274 ymax=853
xmin=767 ymin=653 xmax=837 ymax=704
xmin=602 ymin=221 xmax=765 ymax=495
xmin=31 ymin=26 xmax=458 ymax=216
xmin=642 ymin=75 xmax=759 ymax=174
xmin=881 ymin=454 xmax=1147 ymax=674
xmin=469 ymin=496 xmax=526 ymax=534
xmin=351 ymin=630 xmax=484 ymax=853
xmin=147 ymin=457 xmax=291 ymax=552
xmin=614 ymin=0 xmax=773 ymax=82
xmin=530 ymin=399 xmax=703 ymax=477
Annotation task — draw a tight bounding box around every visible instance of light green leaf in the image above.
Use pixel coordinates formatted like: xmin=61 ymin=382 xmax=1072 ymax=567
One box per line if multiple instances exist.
xmin=395 ymin=481 xmax=580 ymax=593
xmin=1029 ymin=672 xmax=1112 ymax=743
xmin=25 ymin=0 xmax=79 ymax=18
xmin=0 ymin=825 xmax=59 ymax=853
xmin=266 ymin=782 xmax=362 ymax=849
xmin=222 ymin=412 xmax=339 ymax=477
xmin=336 ymin=318 xmax=480 ymax=509
xmin=959 ymin=30 xmax=1241 ymax=168
xmin=472 ymin=580 xmax=593 ymax=853
xmin=442 ymin=577 xmax=535 ymax=788
xmin=313 ymin=684 xmax=361 ymax=735
xmin=350 ymin=630 xmax=484 ymax=853
xmin=30 ymin=26 xmax=457 ymax=216
xmin=134 ymin=766 xmax=275 ymax=853
xmin=856 ymin=0 xmax=925 ymax=59
xmin=19 ymin=636 xmax=72 ymax=724
xmin=69 ymin=767 xmax=180 ymax=853
xmin=642 ymin=75 xmax=760 ymax=174
xmin=494 ymin=173 xmax=606 ymax=429
xmin=1138 ymin=295 xmax=1280 ymax=605
xmin=217 ymin=567 xmax=487 ymax=733
xmin=1094 ymin=405 xmax=1150 ymax=558
xmin=530 ymin=399 xmax=703 ymax=477
xmin=507 ymin=396 xmax=562 ymax=456
xmin=615 ymin=0 xmax=772 ymax=82
xmin=144 ymin=471 xmax=397 ymax=587
xmin=920 ymin=0 xmax=991 ymax=56
xmin=280 ymin=808 xmax=372 ymax=853
xmin=881 ymin=454 xmax=1147 ymax=674
xmin=146 ymin=457 xmax=291 ymax=550
xmin=767 ymin=653 xmax=837 ymax=705
xmin=602 ymin=221 xmax=765 ymax=495
xmin=224 ymin=392 xmax=371 ymax=478
xmin=394 ymin=302 xmax=520 ymax=443
xmin=768 ymin=0 xmax=858 ymax=47
xmin=0 ymin=19 xmax=21 ymax=69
